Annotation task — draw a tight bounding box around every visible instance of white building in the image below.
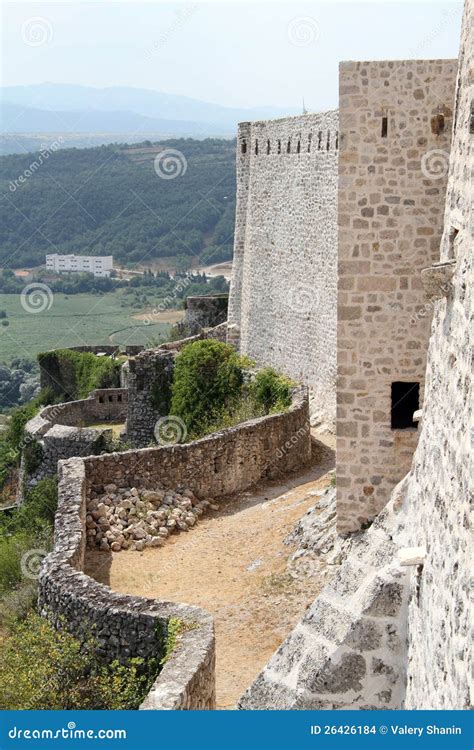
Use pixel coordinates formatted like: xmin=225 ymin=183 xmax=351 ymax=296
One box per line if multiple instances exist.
xmin=45 ymin=254 xmax=113 ymax=278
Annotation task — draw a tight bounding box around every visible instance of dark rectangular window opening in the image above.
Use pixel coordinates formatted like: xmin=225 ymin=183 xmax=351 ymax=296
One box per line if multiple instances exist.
xmin=391 ymin=382 xmax=419 ymax=429
xmin=117 ymin=394 xmax=122 ymax=403
xmin=381 ymin=116 xmax=388 ymax=137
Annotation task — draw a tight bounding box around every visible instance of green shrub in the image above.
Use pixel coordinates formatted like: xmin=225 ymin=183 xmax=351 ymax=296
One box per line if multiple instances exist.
xmin=170 ymin=340 xmax=247 ymax=436
xmin=249 ymin=367 xmax=294 ymax=413
xmin=0 ymin=533 xmax=33 ymax=594
xmin=0 ymin=612 xmax=158 ymax=709
xmin=37 ymin=350 xmax=122 ymax=401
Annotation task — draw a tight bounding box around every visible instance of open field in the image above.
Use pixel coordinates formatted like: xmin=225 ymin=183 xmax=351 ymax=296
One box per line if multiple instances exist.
xmin=0 ymin=292 xmax=182 ymax=364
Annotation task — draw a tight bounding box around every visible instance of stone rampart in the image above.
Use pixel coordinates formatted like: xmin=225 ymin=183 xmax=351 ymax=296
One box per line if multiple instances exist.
xmin=38 ymin=386 xmax=311 ymax=709
xmin=228 ymin=111 xmax=338 ymax=430
xmin=19 ymin=389 xmax=128 ymax=497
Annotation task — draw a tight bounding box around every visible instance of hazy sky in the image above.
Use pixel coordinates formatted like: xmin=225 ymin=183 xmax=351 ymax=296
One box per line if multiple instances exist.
xmin=2 ymin=0 xmax=463 ymax=111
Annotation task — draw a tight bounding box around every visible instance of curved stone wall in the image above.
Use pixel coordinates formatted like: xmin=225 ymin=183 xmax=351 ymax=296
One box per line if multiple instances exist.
xmin=39 ymin=459 xmax=216 ymax=710
xmin=18 ymin=388 xmax=128 ymax=500
xmin=38 ymin=387 xmax=311 ymax=709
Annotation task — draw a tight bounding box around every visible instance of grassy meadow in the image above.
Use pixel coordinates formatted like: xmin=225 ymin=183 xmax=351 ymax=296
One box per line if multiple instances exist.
xmin=0 ymin=291 xmax=184 ymax=364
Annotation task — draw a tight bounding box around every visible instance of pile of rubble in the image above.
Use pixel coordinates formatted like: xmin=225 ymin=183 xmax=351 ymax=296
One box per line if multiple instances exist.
xmin=86 ymin=483 xmax=219 ymax=552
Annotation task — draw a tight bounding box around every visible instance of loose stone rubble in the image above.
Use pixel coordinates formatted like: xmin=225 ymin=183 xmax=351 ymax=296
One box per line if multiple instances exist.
xmin=86 ymin=484 xmax=219 ymax=552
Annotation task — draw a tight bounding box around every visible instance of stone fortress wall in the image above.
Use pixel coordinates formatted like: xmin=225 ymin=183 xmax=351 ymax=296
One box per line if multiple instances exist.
xmin=125 ymin=323 xmax=227 ymax=447
xmin=227 ymin=112 xmax=338 ymax=430
xmin=400 ymin=0 xmax=472 ymax=707
xmin=336 ymin=58 xmax=458 ymax=533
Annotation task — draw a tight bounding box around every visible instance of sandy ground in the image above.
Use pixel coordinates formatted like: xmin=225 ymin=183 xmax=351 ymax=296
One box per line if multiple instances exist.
xmin=86 ymin=439 xmax=334 ymax=709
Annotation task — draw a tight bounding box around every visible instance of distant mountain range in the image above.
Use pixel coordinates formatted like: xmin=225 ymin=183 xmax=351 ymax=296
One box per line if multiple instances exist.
xmin=0 ymin=83 xmax=299 ymax=153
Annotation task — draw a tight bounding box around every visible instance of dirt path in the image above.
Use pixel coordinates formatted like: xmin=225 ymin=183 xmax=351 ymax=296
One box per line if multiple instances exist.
xmin=86 ymin=439 xmax=334 ymax=709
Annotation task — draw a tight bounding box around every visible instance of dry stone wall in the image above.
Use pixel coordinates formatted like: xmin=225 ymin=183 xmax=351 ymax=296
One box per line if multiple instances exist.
xmin=90 ymin=387 xmax=311 ymax=497
xmin=19 ymin=389 xmax=127 ymax=497
xmin=39 ymin=386 xmax=311 ymax=709
xmin=126 ymin=324 xmax=228 ymax=447
xmin=181 ymin=294 xmax=228 ymax=335
xmin=39 ymin=459 xmax=216 ymax=710
xmin=337 ymin=58 xmax=458 ymax=533
xmin=228 ymin=112 xmax=338 ymax=430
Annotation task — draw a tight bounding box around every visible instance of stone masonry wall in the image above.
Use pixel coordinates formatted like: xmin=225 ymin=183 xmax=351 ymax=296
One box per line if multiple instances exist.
xmin=39 ymin=386 xmax=311 ymax=709
xmin=228 ymin=112 xmax=338 ymax=430
xmin=39 ymin=458 xmax=216 ymax=710
xmin=400 ymin=0 xmax=472 ymax=708
xmin=19 ymin=388 xmax=127 ymax=497
xmin=90 ymin=387 xmax=311 ymax=497
xmin=182 ymin=294 xmax=228 ymax=335
xmin=337 ymin=58 xmax=458 ymax=533
xmin=125 ymin=323 xmax=231 ymax=447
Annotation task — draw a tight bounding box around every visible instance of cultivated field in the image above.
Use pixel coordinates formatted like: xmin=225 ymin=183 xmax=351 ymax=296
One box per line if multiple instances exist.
xmin=0 ymin=292 xmax=184 ymax=363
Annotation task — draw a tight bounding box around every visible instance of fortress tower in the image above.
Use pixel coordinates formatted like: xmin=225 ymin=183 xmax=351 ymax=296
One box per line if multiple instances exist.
xmin=336 ymin=58 xmax=458 ymax=533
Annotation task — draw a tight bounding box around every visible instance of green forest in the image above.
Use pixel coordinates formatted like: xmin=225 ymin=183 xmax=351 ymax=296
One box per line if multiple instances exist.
xmin=0 ymin=138 xmax=236 ymax=269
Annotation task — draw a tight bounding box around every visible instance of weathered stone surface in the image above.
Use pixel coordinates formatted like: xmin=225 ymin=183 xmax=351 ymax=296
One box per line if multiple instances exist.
xmin=227 ymin=112 xmax=338 ymax=431
xmin=336 ymin=58 xmax=458 ymax=534
xmin=38 ymin=459 xmax=216 ymax=711
xmin=420 ymin=261 xmax=456 ymax=300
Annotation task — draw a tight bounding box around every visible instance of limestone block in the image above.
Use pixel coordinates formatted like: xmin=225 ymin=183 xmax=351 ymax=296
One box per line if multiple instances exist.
xmin=420 ymin=261 xmax=456 ymax=301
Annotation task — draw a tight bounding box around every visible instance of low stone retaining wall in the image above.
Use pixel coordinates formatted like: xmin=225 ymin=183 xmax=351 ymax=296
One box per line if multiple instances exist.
xmin=18 ymin=389 xmax=128 ymax=500
xmin=90 ymin=387 xmax=310 ymax=497
xmin=38 ymin=386 xmax=311 ymax=709
xmin=39 ymin=459 xmax=216 ymax=710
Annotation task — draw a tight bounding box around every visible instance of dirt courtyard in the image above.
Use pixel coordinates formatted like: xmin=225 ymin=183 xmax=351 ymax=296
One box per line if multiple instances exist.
xmin=86 ymin=439 xmax=334 ymax=708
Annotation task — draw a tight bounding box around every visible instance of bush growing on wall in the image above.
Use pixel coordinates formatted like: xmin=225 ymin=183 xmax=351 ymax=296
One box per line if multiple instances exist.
xmin=170 ymin=340 xmax=247 ymax=435
xmin=249 ymin=367 xmax=293 ymax=413
xmin=38 ymin=349 xmax=122 ymax=401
